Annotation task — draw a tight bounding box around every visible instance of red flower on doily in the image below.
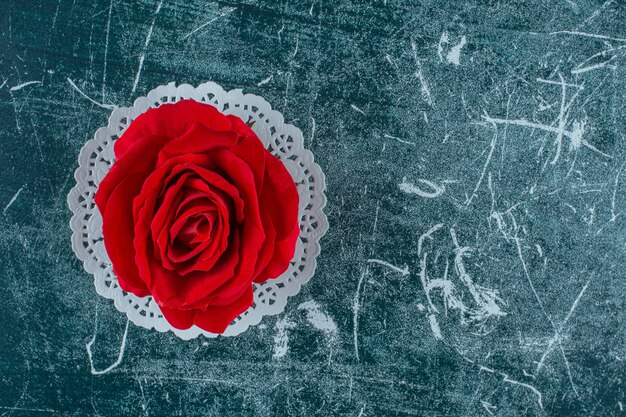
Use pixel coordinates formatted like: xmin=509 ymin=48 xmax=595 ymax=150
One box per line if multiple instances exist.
xmin=95 ymin=100 xmax=300 ymax=333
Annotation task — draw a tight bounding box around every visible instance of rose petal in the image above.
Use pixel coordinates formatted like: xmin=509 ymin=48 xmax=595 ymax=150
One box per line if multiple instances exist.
xmin=166 ymin=210 xmax=220 ymax=271
xmin=150 ymin=172 xmax=194 ymax=269
xmin=159 ymin=305 xmax=195 ymax=330
xmin=198 ymin=150 xmax=266 ymax=301
xmin=222 ymin=135 xmax=299 ymax=281
xmin=156 ymin=122 xmax=239 ymax=168
xmin=115 ymin=101 xmax=233 ymax=159
xmin=228 ymin=135 xmax=267 ymax=191
xmin=150 ymin=232 xmax=241 ymax=309
xmin=101 ymin=173 xmax=150 ymax=295
xmin=253 ymin=152 xmax=300 ymax=279
xmin=133 ymin=155 xmax=243 ymax=287
xmin=95 ymin=134 xmax=171 ymax=214
xmin=169 ymin=209 xmax=216 ymax=248
xmin=251 ymin=209 xmax=277 ymax=282
xmin=160 ymin=177 xmax=234 ymax=274
xmin=226 ymin=114 xmax=257 ymax=138
xmin=258 ymin=223 xmax=300 ymax=279
xmin=183 ymin=169 xmax=245 ymax=223
xmin=170 ymin=194 xmax=225 ymax=247
xmin=192 ymin=285 xmax=254 ymax=334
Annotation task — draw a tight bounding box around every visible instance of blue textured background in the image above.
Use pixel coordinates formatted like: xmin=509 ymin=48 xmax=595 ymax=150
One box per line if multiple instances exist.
xmin=0 ymin=0 xmax=624 ymax=415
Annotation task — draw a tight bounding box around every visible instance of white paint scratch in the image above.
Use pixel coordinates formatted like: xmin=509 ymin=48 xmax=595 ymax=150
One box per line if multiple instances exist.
xmin=3 ymin=185 xmax=24 ymax=215
xmin=502 ymin=374 xmax=544 ymax=410
xmin=131 ymin=0 xmax=163 ymax=94
xmin=466 ymin=127 xmax=498 ymax=206
xmin=273 ymin=302 xmax=338 ymax=360
xmin=297 ymin=300 xmax=338 ymax=337
xmin=457 ymin=350 xmax=543 ymax=411
xmin=10 ymin=92 xmax=22 ymax=135
xmin=513 ymin=229 xmax=586 ymax=397
xmin=513 ymin=232 xmax=554 ymax=324
xmin=384 ymin=53 xmax=397 ymax=68
xmin=256 ymin=75 xmax=273 ymax=86
xmin=350 ymin=104 xmax=365 ymax=114
xmin=67 ymin=78 xmax=116 ymax=109
xmin=437 ymin=31 xmax=448 ymax=62
xmin=417 ymin=223 xmax=443 ymax=255
xmin=450 ymin=228 xmax=507 ymax=322
xmin=428 ymin=314 xmax=443 ymax=340
xmin=272 ymin=317 xmax=296 ymax=359
xmin=136 ymin=375 xmax=149 ymax=417
xmin=0 ymin=406 xmax=58 ymax=414
xmin=536 ymin=280 xmax=590 ymax=373
xmin=86 ymin=313 xmax=130 ymax=375
xmin=571 ymin=57 xmax=616 ymax=74
xmin=291 ymin=37 xmax=299 ymax=59
xmin=536 ymin=77 xmax=583 ymax=89
xmin=438 ymin=31 xmax=467 ymax=65
xmin=383 ymin=133 xmax=415 ymax=146
xmin=371 ymin=200 xmax=380 ymax=239
xmin=366 ymin=259 xmax=410 ymax=276
xmin=399 ymin=177 xmax=445 ymax=198
xmin=277 ymin=23 xmax=285 ymax=42
xmin=481 ymin=113 xmax=610 ymax=159
xmin=102 ymin=0 xmax=113 ymax=100
xmin=9 ymin=81 xmax=41 ymax=92
xmin=610 ymin=160 xmax=626 ymax=221
xmin=417 ymin=224 xmax=505 ymax=339
xmin=481 ymin=401 xmax=496 ymax=415
xmin=410 ymin=38 xmax=433 ymax=106
xmin=548 ymin=30 xmax=626 ymax=43
xmin=583 ymin=0 xmax=615 ymax=25
xmin=550 ymin=73 xmax=568 ymax=165
xmin=353 ymin=267 xmax=368 ymax=362
xmin=181 ymin=7 xmax=236 ymax=41
xmin=0 ymin=381 xmax=31 ymax=416
xmin=446 ymin=35 xmax=466 ymax=66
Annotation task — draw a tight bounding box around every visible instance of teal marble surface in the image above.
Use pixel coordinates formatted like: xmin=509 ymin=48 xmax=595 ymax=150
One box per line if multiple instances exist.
xmin=0 ymin=0 xmax=624 ymax=415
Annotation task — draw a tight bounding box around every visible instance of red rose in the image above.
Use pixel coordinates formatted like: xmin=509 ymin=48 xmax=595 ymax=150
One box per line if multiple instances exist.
xmin=94 ymin=100 xmax=300 ymax=334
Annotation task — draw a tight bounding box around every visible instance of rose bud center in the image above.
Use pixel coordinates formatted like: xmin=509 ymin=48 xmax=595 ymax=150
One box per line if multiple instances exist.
xmin=173 ymin=211 xmax=214 ymax=248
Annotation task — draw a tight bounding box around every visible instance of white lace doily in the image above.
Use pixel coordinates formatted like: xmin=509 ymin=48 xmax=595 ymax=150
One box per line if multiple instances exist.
xmin=68 ymin=82 xmax=328 ymax=339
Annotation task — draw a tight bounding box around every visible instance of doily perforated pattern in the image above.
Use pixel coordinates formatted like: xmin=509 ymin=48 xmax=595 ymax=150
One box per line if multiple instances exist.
xmin=67 ymin=82 xmax=328 ymax=339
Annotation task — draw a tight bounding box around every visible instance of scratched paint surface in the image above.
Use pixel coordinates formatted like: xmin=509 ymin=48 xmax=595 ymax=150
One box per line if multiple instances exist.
xmin=0 ymin=0 xmax=624 ymax=415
